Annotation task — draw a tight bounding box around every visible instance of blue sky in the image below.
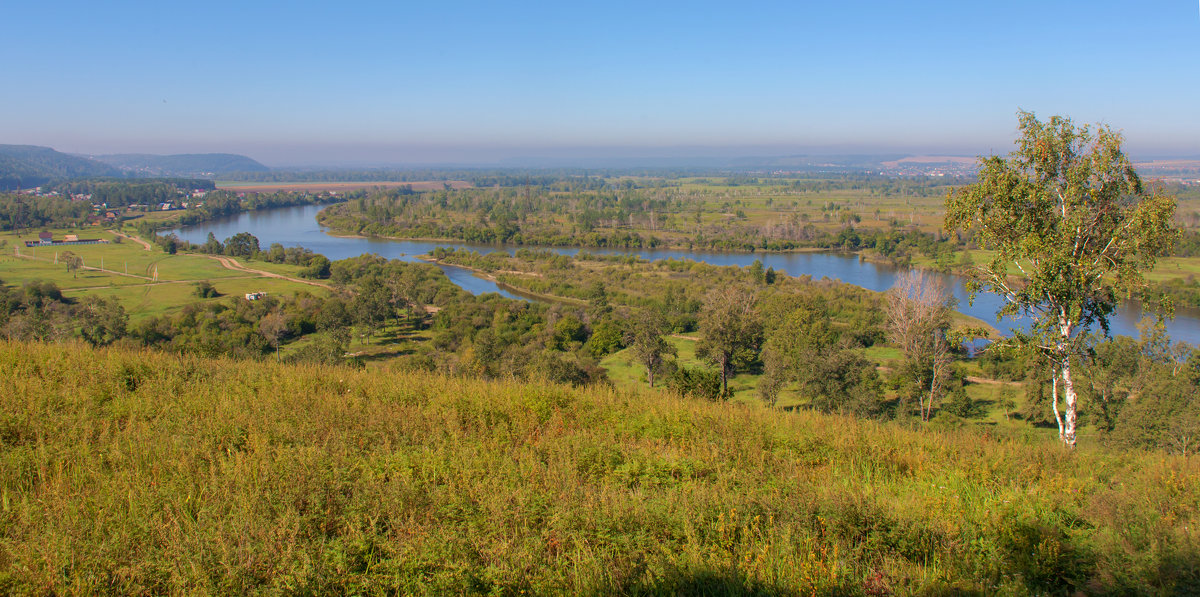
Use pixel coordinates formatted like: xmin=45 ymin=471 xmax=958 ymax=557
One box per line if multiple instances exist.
xmin=3 ymin=1 xmax=1198 ymax=166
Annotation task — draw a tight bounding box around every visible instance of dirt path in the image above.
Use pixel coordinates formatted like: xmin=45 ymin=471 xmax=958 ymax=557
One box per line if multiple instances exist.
xmin=964 ymin=376 xmax=1024 ymax=387
xmin=108 ymin=230 xmax=154 ymax=251
xmin=207 ymin=256 xmax=334 ymax=290
xmin=63 ymin=276 xmax=262 ymax=292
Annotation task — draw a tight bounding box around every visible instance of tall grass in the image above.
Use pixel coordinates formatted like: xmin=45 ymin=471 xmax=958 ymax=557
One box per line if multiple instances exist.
xmin=1 ymin=339 xmax=1198 ymax=594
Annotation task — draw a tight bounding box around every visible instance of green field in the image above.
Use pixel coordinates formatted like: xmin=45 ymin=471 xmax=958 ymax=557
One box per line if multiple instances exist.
xmin=0 ymin=228 xmax=327 ymax=321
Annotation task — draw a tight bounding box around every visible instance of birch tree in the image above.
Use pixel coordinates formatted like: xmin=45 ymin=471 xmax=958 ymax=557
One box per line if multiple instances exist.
xmin=945 ymin=111 xmax=1176 ymax=448
xmin=886 ymin=270 xmax=954 ymax=421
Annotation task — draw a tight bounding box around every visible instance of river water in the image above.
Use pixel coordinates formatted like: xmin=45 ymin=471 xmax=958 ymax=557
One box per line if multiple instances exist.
xmin=170 ymin=204 xmax=1200 ymax=345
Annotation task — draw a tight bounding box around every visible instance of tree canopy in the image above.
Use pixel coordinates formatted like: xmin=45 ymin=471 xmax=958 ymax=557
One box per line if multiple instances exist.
xmin=945 ymin=111 xmax=1176 ymax=447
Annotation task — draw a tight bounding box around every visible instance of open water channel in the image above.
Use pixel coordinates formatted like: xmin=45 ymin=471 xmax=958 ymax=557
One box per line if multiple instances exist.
xmin=170 ymin=204 xmax=1200 ymax=346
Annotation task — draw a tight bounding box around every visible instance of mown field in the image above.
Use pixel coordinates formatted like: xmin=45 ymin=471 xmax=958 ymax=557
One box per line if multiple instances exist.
xmin=2 ymin=340 xmax=1199 ymax=595
xmin=0 ymin=228 xmax=326 ymax=321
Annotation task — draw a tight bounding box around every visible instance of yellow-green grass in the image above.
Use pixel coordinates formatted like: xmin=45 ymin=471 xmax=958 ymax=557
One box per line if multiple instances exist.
xmin=3 ymin=339 xmax=1198 ymax=594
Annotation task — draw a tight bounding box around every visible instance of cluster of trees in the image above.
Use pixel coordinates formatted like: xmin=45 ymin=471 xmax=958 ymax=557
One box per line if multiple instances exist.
xmin=431 ymin=247 xmax=895 ymax=404
xmin=605 ymin=277 xmax=933 ymax=415
xmin=831 ymin=227 xmax=959 ymax=267
xmin=317 ymin=185 xmax=676 ymax=248
xmin=1083 ymin=328 xmax=1200 ymax=455
xmin=314 ymin=176 xmax=964 ymax=253
xmin=121 ymin=258 xmax=477 ymax=364
xmin=0 ymin=279 xmax=127 ymax=347
xmin=0 ymin=194 xmax=93 ymax=231
xmin=971 ymin=328 xmax=1200 ymax=454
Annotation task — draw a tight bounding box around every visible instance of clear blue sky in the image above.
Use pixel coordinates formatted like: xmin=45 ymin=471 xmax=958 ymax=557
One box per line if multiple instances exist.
xmin=3 ymin=0 xmax=1198 ymax=166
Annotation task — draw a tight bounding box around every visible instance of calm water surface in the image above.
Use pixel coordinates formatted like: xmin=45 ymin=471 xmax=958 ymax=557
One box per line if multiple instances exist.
xmin=171 ymin=204 xmax=1200 ymax=345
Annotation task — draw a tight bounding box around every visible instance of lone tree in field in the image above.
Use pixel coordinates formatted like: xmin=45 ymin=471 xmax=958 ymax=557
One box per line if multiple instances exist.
xmin=626 ymin=308 xmax=675 ymax=388
xmin=945 ymin=111 xmax=1176 ymax=448
xmin=61 ymin=251 xmax=84 ymax=279
xmin=886 ymin=270 xmax=955 ymax=422
xmin=697 ymin=286 xmax=762 ymax=398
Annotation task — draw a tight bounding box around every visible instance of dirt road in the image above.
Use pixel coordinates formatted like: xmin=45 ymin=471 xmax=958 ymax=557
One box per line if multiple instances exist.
xmin=108 ymin=230 xmax=154 ymax=251
xmin=207 ymin=256 xmax=334 ymax=290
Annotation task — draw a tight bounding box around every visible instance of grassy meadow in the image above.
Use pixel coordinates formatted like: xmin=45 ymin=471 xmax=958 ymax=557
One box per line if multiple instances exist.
xmin=0 ymin=228 xmax=327 ymax=321
xmin=2 ymin=339 xmax=1199 ymax=595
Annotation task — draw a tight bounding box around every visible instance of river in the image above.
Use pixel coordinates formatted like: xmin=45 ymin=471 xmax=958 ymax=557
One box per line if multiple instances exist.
xmin=169 ymin=204 xmax=1200 ymax=345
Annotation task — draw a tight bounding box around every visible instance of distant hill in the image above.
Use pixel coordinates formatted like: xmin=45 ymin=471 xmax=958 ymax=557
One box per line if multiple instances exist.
xmin=0 ymin=145 xmax=122 ymax=190
xmin=92 ymin=153 xmax=270 ymax=177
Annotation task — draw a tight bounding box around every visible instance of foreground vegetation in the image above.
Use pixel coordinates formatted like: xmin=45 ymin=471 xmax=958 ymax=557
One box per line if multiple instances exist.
xmin=2 ymin=339 xmax=1199 ymax=594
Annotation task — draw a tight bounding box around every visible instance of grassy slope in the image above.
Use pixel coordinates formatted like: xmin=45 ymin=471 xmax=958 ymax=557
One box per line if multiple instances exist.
xmin=2 ymin=340 xmax=1199 ymax=595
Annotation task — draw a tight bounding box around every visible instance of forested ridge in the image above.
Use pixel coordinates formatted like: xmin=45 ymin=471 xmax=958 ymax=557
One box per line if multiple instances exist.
xmin=0 ymin=145 xmax=121 ymax=190
xmin=91 ymin=152 xmax=269 ymax=176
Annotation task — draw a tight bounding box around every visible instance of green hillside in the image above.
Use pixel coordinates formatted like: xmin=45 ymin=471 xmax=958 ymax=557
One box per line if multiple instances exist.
xmin=0 ymin=145 xmax=121 ymax=190
xmin=93 ymin=153 xmax=270 ymax=176
xmin=2 ymin=340 xmax=1198 ymax=595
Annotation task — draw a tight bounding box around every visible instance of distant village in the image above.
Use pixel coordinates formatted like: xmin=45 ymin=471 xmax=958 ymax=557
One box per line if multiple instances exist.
xmin=14 ymin=186 xmax=213 ymax=225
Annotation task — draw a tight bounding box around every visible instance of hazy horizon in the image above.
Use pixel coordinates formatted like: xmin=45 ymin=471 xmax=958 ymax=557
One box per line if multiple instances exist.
xmin=4 ymin=1 xmax=1198 ymax=167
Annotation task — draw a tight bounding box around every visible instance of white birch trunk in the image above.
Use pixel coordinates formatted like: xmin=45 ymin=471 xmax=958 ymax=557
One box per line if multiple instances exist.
xmin=1051 ymin=373 xmax=1064 ymax=443
xmin=1061 ymin=355 xmax=1078 ymax=448
xmin=1056 ymin=316 xmax=1077 ymax=448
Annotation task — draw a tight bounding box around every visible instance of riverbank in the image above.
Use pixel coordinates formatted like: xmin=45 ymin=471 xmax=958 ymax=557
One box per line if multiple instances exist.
xmin=417 ymin=255 xmax=588 ymax=306
xmin=319 ymin=221 xmax=840 ymax=254
xmin=167 ymin=203 xmax=1200 ymax=345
